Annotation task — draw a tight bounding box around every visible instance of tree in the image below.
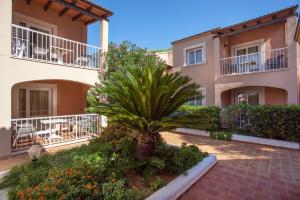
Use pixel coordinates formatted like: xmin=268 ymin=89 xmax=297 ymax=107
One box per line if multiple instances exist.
xmin=87 ymin=41 xmax=167 ymax=108
xmin=88 ymin=65 xmax=201 ymax=159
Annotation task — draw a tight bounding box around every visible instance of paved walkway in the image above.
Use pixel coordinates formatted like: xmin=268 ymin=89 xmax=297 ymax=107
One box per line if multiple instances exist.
xmin=161 ymin=132 xmax=300 ymax=200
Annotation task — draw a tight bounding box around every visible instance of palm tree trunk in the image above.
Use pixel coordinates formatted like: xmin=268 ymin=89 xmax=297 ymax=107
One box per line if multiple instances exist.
xmin=137 ymin=132 xmax=159 ymax=159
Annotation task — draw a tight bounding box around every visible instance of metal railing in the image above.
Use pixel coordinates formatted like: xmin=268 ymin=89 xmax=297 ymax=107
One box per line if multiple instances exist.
xmin=220 ymin=47 xmax=288 ymax=76
xmin=220 ymin=108 xmax=250 ymax=129
xmin=11 ymin=113 xmax=100 ymax=152
xmin=11 ymin=24 xmax=101 ymax=69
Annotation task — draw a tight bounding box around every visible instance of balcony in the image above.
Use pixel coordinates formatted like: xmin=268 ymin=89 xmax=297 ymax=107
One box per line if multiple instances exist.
xmin=11 ymin=24 xmax=101 ymax=70
xmin=220 ymin=48 xmax=288 ymax=76
xmin=11 ymin=113 xmax=100 ymax=152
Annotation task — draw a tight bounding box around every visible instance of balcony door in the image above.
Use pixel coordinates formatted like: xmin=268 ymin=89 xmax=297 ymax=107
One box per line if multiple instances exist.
xmin=13 ymin=83 xmax=57 ymax=118
xmin=235 ymin=45 xmax=260 ymax=73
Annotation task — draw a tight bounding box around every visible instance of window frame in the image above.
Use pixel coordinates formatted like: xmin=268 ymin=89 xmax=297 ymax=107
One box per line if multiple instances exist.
xmin=184 ymin=43 xmax=206 ymax=66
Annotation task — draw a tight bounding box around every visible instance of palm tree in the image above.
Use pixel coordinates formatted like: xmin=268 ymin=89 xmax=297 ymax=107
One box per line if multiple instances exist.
xmin=88 ymin=65 xmax=201 ymax=159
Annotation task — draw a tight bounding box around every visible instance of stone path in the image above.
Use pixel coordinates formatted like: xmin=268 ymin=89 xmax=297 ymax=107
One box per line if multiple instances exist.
xmin=161 ymin=132 xmax=300 ymax=200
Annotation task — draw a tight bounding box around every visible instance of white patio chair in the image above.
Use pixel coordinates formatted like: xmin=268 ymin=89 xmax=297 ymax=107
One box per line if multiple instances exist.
xmin=13 ymin=123 xmax=34 ymax=146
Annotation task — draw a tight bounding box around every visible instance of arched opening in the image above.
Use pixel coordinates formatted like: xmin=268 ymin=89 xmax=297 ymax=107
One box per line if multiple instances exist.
xmin=10 ymin=80 xmax=99 ymax=151
xmin=11 ymin=79 xmax=92 ymax=119
xmin=220 ymin=86 xmax=287 ymax=108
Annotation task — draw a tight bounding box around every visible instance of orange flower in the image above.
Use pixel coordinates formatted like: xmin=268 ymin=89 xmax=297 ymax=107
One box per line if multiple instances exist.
xmin=87 ymin=175 xmax=91 ymax=179
xmin=86 ymin=183 xmax=92 ymax=190
xmin=17 ymin=191 xmax=24 ymax=197
xmin=38 ymin=194 xmax=45 ymax=200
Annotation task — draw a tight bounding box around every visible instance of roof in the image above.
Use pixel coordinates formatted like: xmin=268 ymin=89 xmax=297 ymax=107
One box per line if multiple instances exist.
xmin=171 ymin=28 xmax=220 ymax=45
xmin=28 ymin=0 xmax=113 ymax=25
xmin=171 ymin=5 xmax=298 ymax=45
xmin=213 ymin=5 xmax=297 ymax=36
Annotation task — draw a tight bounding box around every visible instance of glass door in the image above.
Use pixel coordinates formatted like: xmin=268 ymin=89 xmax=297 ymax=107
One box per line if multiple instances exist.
xmin=235 ymin=45 xmax=259 ymax=73
xmin=18 ymin=88 xmax=52 ymax=118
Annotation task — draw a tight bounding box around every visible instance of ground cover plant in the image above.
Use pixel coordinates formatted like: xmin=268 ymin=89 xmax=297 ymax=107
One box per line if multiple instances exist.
xmin=0 ymin=125 xmax=208 ymax=200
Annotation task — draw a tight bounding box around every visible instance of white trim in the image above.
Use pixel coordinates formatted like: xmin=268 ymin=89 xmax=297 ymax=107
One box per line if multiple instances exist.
xmin=12 ymin=83 xmax=57 ymax=118
xmin=146 ymin=154 xmax=217 ymax=200
xmin=13 ymin=12 xmax=58 ymax=35
xmin=183 ymin=43 xmax=206 ymax=66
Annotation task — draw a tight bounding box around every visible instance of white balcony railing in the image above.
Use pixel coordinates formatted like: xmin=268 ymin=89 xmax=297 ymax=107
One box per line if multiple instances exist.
xmin=11 ymin=113 xmax=100 ymax=152
xmin=220 ymin=47 xmax=288 ymax=76
xmin=11 ymin=24 xmax=101 ymax=69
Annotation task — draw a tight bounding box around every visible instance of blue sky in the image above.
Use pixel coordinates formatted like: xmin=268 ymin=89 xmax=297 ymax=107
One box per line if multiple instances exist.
xmin=88 ymin=0 xmax=299 ymax=50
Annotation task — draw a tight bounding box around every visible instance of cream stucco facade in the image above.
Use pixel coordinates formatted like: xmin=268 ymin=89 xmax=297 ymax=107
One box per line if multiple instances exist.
xmin=171 ymin=6 xmax=300 ymax=108
xmin=0 ymin=0 xmax=110 ymax=156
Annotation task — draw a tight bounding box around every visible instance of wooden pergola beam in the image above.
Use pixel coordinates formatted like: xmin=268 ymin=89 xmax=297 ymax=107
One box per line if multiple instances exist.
xmin=53 ymin=0 xmax=100 ymax=19
xmin=72 ymin=5 xmax=92 ymax=21
xmin=44 ymin=0 xmax=53 ymax=11
xmin=59 ymin=0 xmax=77 ymax=16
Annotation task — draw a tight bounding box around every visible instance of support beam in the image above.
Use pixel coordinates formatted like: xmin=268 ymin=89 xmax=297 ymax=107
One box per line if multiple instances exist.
xmin=53 ymin=0 xmax=99 ymax=19
xmin=72 ymin=5 xmax=92 ymax=21
xmin=44 ymin=0 xmax=53 ymax=11
xmin=100 ymin=19 xmax=108 ymax=70
xmin=215 ymin=17 xmax=287 ymax=38
xmin=59 ymin=0 xmax=77 ymax=16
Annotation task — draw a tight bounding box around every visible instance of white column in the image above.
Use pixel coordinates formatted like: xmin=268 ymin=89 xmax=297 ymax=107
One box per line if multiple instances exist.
xmin=0 ymin=0 xmax=12 ymax=156
xmin=213 ymin=37 xmax=221 ymax=107
xmin=99 ymin=19 xmax=109 ymax=127
xmin=0 ymin=0 xmax=12 ymax=56
xmin=100 ymin=19 xmax=109 ymax=70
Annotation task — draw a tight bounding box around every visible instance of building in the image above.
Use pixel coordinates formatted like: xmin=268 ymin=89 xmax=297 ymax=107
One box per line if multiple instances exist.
xmin=155 ymin=49 xmax=173 ymax=67
xmin=0 ymin=0 xmax=112 ymax=157
xmin=171 ymin=5 xmax=300 ymax=107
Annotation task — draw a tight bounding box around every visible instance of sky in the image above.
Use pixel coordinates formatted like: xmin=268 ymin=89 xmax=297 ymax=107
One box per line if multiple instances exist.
xmin=87 ymin=0 xmax=299 ymax=50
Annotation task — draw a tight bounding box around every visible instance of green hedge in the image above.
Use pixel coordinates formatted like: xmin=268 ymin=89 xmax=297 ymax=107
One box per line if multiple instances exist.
xmin=226 ymin=104 xmax=300 ymax=142
xmin=178 ymin=105 xmax=221 ymax=131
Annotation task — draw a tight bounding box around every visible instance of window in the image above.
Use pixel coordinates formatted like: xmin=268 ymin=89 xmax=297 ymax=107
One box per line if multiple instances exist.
xmin=14 ymin=83 xmax=57 ymax=118
xmin=184 ymin=43 xmax=206 ymax=66
xmin=186 ymin=47 xmax=203 ymax=65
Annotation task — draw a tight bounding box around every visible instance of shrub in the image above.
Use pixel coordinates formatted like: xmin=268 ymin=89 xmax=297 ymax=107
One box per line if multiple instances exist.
xmin=154 ymin=143 xmax=208 ymax=174
xmin=149 ymin=177 xmax=164 ymax=191
xmin=226 ymin=104 xmax=300 ymax=142
xmin=90 ymin=124 xmax=133 ymax=145
xmin=210 ymin=131 xmax=232 ymax=141
xmin=178 ymin=105 xmax=221 ymax=131
xmin=102 ymin=179 xmax=140 ymax=200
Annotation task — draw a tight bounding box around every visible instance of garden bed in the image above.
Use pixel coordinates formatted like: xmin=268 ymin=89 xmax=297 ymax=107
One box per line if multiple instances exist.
xmin=0 ymin=128 xmax=210 ymax=200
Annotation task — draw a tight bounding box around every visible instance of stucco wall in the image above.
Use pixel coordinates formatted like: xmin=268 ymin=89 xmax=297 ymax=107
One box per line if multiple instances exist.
xmin=221 ymin=22 xmax=286 ymax=58
xmin=265 ymin=87 xmax=287 ymax=105
xmin=13 ymin=0 xmax=87 ymax=43
xmin=11 ymin=80 xmax=90 ymax=118
xmin=172 ymin=34 xmax=215 ymax=106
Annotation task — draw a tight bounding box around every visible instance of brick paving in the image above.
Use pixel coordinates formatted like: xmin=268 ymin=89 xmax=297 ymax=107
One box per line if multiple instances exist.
xmin=161 ymin=132 xmax=300 ymax=200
